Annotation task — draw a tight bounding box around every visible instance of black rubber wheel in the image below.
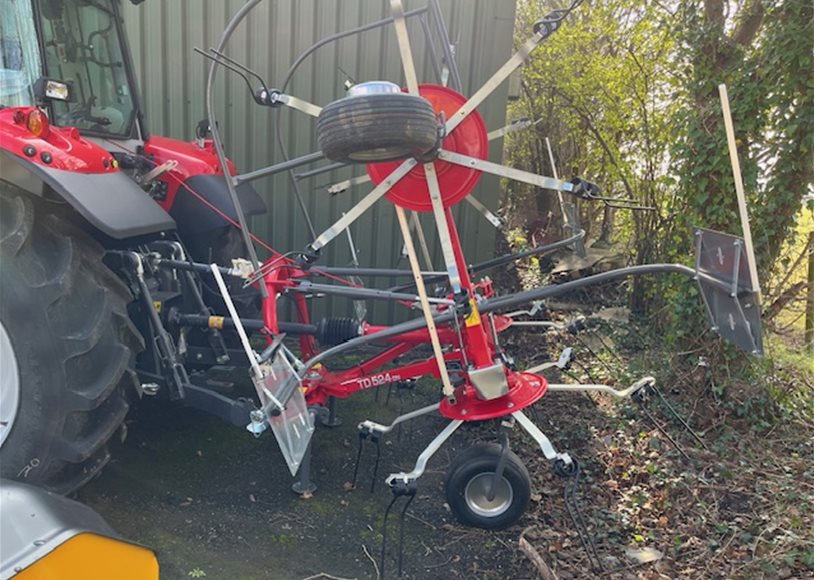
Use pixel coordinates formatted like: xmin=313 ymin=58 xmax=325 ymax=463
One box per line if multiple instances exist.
xmin=0 ymin=185 xmax=143 ymax=494
xmin=316 ymin=93 xmax=438 ymax=164
xmin=445 ymin=443 xmax=531 ymax=529
xmin=183 ymin=225 xmax=261 ymax=319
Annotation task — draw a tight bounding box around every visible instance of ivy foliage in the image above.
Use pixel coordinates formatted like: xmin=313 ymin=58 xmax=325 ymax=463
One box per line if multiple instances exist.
xmin=507 ymin=0 xmax=814 ymax=343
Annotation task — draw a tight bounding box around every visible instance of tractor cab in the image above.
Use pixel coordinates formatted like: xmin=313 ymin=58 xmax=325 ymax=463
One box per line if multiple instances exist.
xmin=1 ymin=0 xmax=143 ymax=139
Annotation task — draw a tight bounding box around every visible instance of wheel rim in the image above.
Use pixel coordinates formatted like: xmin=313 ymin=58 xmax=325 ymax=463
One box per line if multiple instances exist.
xmin=0 ymin=320 xmax=20 ymax=448
xmin=464 ymin=472 xmax=514 ymax=518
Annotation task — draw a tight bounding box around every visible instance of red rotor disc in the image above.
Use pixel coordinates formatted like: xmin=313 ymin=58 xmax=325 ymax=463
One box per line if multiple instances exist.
xmin=439 ymin=372 xmax=548 ymax=421
xmin=366 ymin=84 xmax=488 ymax=212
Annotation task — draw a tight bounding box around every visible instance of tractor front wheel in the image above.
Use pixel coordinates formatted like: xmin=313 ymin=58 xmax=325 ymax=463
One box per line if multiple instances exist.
xmin=0 ymin=185 xmax=143 ymax=494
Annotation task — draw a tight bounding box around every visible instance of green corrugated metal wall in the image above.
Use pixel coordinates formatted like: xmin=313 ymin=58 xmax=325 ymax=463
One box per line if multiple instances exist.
xmin=121 ymin=0 xmax=517 ymax=321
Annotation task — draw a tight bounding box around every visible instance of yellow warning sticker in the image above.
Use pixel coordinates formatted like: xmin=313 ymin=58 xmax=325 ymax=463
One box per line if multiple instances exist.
xmin=464 ymin=298 xmax=481 ymax=327
xmin=209 ymin=316 xmax=225 ymax=330
xmin=152 ymin=301 xmax=162 ymax=313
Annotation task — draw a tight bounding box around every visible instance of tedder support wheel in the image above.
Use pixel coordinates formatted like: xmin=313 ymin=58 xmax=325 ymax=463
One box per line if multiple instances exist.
xmin=316 ymin=89 xmax=438 ymax=164
xmin=445 ymin=443 xmax=531 ymax=530
xmin=0 ymin=185 xmax=143 ymax=494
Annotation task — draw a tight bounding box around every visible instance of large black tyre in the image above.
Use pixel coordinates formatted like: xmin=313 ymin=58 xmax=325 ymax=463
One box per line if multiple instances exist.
xmin=183 ymin=225 xmax=261 ymax=318
xmin=445 ymin=443 xmax=531 ymax=530
xmin=0 ymin=185 xmax=143 ymax=494
xmin=316 ymin=93 xmax=438 ymax=164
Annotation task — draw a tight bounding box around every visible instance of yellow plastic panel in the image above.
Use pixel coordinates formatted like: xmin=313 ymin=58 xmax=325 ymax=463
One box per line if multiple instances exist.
xmin=17 ymin=532 xmax=158 ymax=580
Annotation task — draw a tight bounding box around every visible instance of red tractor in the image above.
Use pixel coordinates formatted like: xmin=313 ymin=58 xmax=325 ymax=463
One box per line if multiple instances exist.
xmin=0 ymin=0 xmax=266 ymax=494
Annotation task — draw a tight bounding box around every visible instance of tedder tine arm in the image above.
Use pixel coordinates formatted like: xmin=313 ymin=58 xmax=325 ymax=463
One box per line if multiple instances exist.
xmin=438 ymin=149 xmax=574 ymax=194
xmin=465 ymin=195 xmax=501 ymax=227
xmin=444 ymin=33 xmax=540 ymax=136
xmin=390 ymin=1 xmax=467 ymax=295
xmin=409 ymin=212 xmax=435 ymax=270
xmin=424 ymin=163 xmax=463 ymax=294
xmin=272 ymin=93 xmax=323 ymax=118
xmin=444 ymin=0 xmax=584 ymax=136
xmin=395 ymin=207 xmax=457 ymax=399
xmin=391 ymin=0 xmax=456 ymax=400
xmin=309 ymin=158 xmax=417 ymax=252
xmin=391 ymin=0 xmax=420 ymax=94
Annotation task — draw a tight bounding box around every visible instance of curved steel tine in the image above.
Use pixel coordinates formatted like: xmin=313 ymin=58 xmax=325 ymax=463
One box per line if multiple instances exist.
xmin=604 ymin=201 xmax=657 ymax=211
xmin=209 ymin=47 xmax=270 ymax=94
xmin=584 ymin=192 xmax=656 ymax=211
xmin=194 ymin=47 xmax=257 ymax=101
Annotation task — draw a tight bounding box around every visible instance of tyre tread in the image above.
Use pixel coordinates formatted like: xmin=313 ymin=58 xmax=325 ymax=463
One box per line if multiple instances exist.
xmin=0 ymin=186 xmax=142 ymax=494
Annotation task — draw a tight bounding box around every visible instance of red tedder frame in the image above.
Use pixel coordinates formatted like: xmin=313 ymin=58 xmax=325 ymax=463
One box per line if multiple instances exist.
xmin=259 ymin=203 xmax=549 ymax=423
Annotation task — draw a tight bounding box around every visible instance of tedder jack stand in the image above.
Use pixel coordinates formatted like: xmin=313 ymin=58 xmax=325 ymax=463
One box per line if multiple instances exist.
xmin=322 ymin=396 xmax=342 ymax=428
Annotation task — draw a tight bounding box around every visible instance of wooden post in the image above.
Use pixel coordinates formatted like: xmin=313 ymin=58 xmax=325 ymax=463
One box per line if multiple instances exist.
xmin=718 ymin=84 xmax=761 ymax=300
xmin=806 ymin=231 xmax=814 ymax=356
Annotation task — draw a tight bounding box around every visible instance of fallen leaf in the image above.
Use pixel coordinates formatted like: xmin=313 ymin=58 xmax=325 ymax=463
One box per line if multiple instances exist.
xmin=342 ymin=481 xmax=355 ymax=492
xmin=625 ymin=546 xmax=664 ymax=564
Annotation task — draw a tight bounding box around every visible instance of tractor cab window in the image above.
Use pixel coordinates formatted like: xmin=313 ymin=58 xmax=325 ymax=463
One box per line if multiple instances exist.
xmin=0 ymin=0 xmax=42 ymax=107
xmin=37 ymin=0 xmax=136 ymax=137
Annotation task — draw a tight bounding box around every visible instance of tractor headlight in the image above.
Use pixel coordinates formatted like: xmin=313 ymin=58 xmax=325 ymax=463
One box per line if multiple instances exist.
xmin=33 ymin=77 xmax=73 ymax=103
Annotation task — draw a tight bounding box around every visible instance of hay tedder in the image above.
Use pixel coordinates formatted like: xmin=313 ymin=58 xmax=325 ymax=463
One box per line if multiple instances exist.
xmin=1 ymin=0 xmax=763 ymax=576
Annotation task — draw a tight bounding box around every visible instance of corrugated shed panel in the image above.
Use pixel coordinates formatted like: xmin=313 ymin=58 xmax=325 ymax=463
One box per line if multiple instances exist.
xmin=122 ymin=0 xmax=517 ymax=321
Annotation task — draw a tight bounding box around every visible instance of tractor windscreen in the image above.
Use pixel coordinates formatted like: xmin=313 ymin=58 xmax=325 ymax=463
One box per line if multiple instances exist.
xmin=0 ymin=0 xmax=42 ymax=107
xmin=37 ymin=0 xmax=136 ymax=137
